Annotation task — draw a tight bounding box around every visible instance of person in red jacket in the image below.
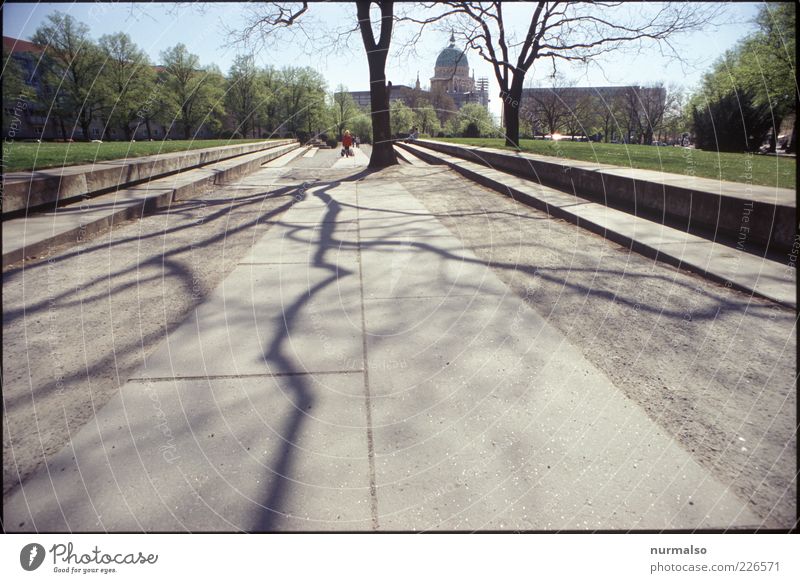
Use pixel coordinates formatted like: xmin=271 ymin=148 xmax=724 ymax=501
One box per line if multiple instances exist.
xmin=342 ymin=130 xmax=353 ymax=157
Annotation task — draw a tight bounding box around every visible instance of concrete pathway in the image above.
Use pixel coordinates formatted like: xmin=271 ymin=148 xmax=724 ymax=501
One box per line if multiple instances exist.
xmin=4 ymin=157 xmax=762 ymax=531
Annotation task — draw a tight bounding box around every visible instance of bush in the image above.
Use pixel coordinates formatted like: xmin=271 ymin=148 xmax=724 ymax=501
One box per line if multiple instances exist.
xmin=219 ymin=130 xmax=243 ymax=139
xmin=463 ymin=122 xmax=481 ymax=138
xmin=692 ymin=91 xmax=772 ymax=153
xmin=418 ymin=133 xmax=431 ymax=139
xmin=437 ymin=131 xmax=446 ymax=138
xmin=295 ymin=130 xmax=310 ymax=144
xmin=326 ymin=138 xmax=338 ymax=148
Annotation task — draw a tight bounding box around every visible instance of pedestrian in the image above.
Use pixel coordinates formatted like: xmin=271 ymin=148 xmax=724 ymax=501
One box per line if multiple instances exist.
xmin=354 ymin=136 xmax=360 ymax=148
xmin=342 ymin=130 xmax=353 ymax=157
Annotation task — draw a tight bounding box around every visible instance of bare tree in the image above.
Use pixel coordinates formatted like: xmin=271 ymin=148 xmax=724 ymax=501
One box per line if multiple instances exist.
xmin=562 ymin=90 xmax=594 ymax=140
xmin=230 ymin=1 xmax=399 ymax=168
xmin=593 ymin=91 xmax=625 ymax=143
xmin=637 ymin=83 xmax=668 ymax=145
xmin=406 ymin=2 xmax=721 ymax=147
xmin=521 ymin=83 xmax=570 ymax=137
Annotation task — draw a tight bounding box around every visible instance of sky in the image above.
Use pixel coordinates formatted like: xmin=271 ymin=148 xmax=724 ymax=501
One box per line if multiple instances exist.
xmin=3 ymin=2 xmax=764 ymax=121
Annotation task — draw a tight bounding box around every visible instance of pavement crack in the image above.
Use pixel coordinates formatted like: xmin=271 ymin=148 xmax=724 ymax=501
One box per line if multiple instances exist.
xmin=356 ymin=180 xmax=380 ymax=531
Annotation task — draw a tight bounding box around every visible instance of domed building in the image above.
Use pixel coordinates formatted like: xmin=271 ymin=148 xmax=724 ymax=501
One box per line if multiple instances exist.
xmin=342 ymin=32 xmax=489 ymax=115
xmin=430 ymin=33 xmax=488 ymax=109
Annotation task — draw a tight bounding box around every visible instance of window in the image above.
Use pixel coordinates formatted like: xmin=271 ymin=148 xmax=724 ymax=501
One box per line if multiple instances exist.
xmin=153 ymin=129 xmax=160 ymax=136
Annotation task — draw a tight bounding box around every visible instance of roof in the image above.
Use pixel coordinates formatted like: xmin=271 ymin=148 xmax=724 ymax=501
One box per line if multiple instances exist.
xmin=435 ymin=35 xmax=468 ymax=70
xmin=3 ymin=36 xmax=44 ymax=55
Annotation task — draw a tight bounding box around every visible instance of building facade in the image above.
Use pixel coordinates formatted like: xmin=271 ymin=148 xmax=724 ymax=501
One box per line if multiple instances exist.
xmin=429 ymin=33 xmax=489 ymax=110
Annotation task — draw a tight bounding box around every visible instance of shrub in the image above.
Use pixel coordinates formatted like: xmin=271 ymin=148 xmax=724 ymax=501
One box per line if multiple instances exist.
xmin=463 ymin=122 xmax=481 ymax=138
xmin=326 ymin=138 xmax=338 ymax=148
xmin=692 ymin=91 xmax=772 ymax=153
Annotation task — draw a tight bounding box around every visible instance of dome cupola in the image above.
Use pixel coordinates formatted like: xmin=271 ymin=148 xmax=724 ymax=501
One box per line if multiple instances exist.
xmin=435 ymin=31 xmax=469 ymax=70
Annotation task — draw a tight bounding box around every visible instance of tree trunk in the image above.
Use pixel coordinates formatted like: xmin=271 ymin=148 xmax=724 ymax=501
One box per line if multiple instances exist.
xmin=80 ymin=115 xmax=92 ymax=141
xmin=123 ymin=124 xmax=132 ymax=141
xmin=787 ymin=119 xmax=796 ymax=153
xmin=357 ymin=1 xmax=398 ymax=168
xmin=145 ymin=118 xmax=153 ymax=140
xmin=503 ymin=77 xmax=524 ymax=148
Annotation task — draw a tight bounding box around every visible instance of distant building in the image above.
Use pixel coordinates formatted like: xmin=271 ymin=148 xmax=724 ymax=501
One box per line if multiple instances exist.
xmin=429 ymin=33 xmax=489 ymax=109
xmin=344 ymin=33 xmax=489 ymax=113
xmin=347 ymin=84 xmax=418 ymax=109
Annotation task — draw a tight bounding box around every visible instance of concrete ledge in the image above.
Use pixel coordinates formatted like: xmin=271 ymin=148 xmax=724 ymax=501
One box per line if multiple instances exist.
xmin=413 ymin=139 xmax=796 ymax=254
xmin=2 ymin=139 xmax=296 ymax=216
xmin=400 ymin=141 xmax=796 ymax=308
xmin=2 ymin=143 xmax=300 ymax=268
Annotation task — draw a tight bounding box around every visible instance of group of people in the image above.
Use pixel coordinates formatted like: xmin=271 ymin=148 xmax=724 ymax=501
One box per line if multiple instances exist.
xmin=340 ymin=130 xmax=360 ymax=157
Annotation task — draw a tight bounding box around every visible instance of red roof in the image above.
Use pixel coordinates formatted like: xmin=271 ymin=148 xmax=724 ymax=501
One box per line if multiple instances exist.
xmin=3 ymin=36 xmax=44 ymax=55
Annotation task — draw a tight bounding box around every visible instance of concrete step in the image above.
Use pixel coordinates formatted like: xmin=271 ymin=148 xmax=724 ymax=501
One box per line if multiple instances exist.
xmin=410 ymin=139 xmax=796 ymax=254
xmin=2 ymin=143 xmax=302 ymax=268
xmin=399 ymin=141 xmax=795 ymax=308
xmin=393 ymin=145 xmax=428 ymax=166
xmin=2 ymin=139 xmax=296 ymax=216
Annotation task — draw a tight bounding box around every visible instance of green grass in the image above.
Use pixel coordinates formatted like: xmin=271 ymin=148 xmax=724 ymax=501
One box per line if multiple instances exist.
xmin=433 ymin=138 xmax=796 ymax=190
xmin=3 ymin=139 xmax=271 ymax=172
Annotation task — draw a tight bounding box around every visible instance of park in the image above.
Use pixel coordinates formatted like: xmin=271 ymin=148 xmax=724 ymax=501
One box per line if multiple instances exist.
xmin=1 ymin=2 xmax=796 ymax=534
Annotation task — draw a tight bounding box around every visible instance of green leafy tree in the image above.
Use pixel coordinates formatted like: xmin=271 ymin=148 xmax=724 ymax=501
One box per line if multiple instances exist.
xmin=692 ymin=90 xmax=772 ymax=153
xmin=255 ymin=65 xmax=280 ymax=136
xmin=390 ymin=100 xmax=416 ymax=136
xmin=331 ymin=85 xmax=359 ymax=137
xmin=160 ymin=44 xmax=224 ymax=139
xmin=444 ymin=115 xmax=461 ymax=137
xmin=459 ymin=103 xmax=496 ymax=137
xmin=97 ymin=32 xmax=155 ymax=140
xmin=348 ymin=106 xmax=373 ymax=144
xmin=689 ymin=4 xmax=796 ymax=152
xmin=277 ymin=66 xmax=327 ymax=139
xmin=226 ymin=54 xmax=261 ymax=138
xmin=2 ymin=47 xmax=36 ymax=136
xmin=2 ymin=47 xmax=35 ymax=105
xmin=413 ymin=101 xmax=441 ymax=136
xmin=737 ymin=3 xmax=796 ymax=151
xmin=32 ymin=12 xmax=105 ymax=140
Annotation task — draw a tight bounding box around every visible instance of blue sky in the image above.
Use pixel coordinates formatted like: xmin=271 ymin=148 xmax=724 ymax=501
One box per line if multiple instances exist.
xmin=4 ymin=2 xmax=764 ymax=121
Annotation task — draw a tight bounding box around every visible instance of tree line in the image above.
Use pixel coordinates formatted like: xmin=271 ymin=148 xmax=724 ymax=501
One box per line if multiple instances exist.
xmin=689 ymin=3 xmax=795 ymax=153
xmin=1 ymin=12 xmax=375 ymax=143
xmin=517 ymin=82 xmax=684 ymax=145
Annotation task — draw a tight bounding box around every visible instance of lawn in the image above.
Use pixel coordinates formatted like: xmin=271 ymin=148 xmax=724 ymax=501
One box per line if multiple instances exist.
xmin=2 ymin=139 xmax=271 ymax=172
xmin=433 ymin=138 xmax=796 ymax=190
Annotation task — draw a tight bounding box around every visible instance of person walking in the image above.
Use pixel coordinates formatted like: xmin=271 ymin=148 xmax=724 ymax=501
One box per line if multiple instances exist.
xmin=342 ymin=130 xmax=354 ymax=157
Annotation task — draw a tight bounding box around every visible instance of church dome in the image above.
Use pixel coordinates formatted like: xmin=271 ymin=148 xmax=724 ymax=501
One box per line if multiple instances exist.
xmin=435 ymin=33 xmax=468 ymax=70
